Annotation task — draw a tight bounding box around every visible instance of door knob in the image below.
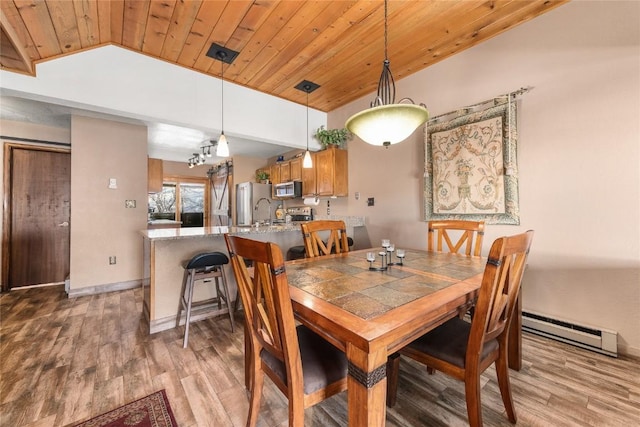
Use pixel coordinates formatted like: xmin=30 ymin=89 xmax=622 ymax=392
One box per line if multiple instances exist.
xmin=58 ymin=221 xmax=69 ymax=227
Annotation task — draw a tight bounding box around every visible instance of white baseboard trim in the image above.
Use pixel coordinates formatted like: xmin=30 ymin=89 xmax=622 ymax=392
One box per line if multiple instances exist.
xmin=67 ymin=279 xmax=142 ymax=298
xmin=618 ymin=342 xmax=640 ymax=359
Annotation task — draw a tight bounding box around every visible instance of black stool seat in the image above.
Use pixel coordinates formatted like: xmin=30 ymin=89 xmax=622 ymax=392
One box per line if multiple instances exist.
xmin=287 ymin=245 xmax=306 ymax=260
xmin=177 ymin=251 xmax=235 ymax=348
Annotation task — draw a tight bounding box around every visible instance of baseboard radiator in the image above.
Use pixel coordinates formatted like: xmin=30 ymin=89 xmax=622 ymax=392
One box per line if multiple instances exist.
xmin=522 ymin=311 xmax=618 ymax=357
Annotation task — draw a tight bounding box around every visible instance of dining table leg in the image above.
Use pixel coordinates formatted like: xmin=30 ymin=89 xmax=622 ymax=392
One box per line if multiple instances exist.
xmin=508 ymin=293 xmax=522 ymax=370
xmin=346 ymin=343 xmax=387 ymax=427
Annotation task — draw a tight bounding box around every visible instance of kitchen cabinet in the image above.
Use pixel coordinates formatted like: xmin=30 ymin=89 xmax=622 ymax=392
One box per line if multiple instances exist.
xmin=289 ymin=157 xmax=302 ymax=181
xmin=301 ymin=152 xmax=317 ymax=196
xmin=148 ymin=158 xmax=163 ymax=193
xmin=261 ymin=149 xmax=347 ymax=198
xmin=279 ymin=161 xmax=291 ymax=182
xmin=315 ymin=147 xmax=348 ymax=197
xmin=269 ymin=164 xmax=281 ymax=185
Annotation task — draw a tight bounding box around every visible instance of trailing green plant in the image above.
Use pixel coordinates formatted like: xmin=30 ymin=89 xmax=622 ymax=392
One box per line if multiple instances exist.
xmin=314 ymin=125 xmax=353 ymax=148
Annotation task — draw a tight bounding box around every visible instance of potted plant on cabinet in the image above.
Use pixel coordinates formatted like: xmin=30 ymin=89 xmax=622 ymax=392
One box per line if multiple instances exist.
xmin=256 ymin=170 xmax=270 ymax=184
xmin=314 ymin=125 xmax=353 ymax=149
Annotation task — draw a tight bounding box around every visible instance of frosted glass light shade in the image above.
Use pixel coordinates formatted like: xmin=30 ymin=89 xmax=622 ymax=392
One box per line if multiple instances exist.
xmin=345 ymin=104 xmax=429 ymax=146
xmin=303 ymin=150 xmax=313 ymax=168
xmin=216 ymin=133 xmax=229 ymax=157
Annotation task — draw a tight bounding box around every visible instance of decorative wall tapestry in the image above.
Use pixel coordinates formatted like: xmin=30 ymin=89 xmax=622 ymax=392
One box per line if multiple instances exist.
xmin=424 ymin=91 xmax=525 ymax=225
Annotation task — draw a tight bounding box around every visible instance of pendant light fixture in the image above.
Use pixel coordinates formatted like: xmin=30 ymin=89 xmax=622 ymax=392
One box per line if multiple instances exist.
xmin=216 ymin=57 xmax=229 ymax=158
xmin=345 ymin=0 xmax=428 ymax=147
xmin=207 ymin=43 xmax=240 ymax=158
xmin=295 ymin=80 xmax=320 ymax=169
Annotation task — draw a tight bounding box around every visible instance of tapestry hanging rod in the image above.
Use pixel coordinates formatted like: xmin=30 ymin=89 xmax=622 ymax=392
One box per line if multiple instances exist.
xmin=428 ymin=86 xmax=532 ymax=124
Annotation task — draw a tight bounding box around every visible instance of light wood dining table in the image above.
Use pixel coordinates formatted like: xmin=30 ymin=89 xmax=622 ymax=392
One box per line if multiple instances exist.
xmin=284 ymin=248 xmax=522 ymax=427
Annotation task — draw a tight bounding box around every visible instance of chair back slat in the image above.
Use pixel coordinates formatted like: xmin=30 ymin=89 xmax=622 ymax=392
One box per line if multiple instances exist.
xmin=301 ymin=220 xmax=349 ymax=258
xmin=225 ymin=235 xmax=300 ymax=375
xmin=427 ymin=220 xmax=485 ymax=257
xmin=468 ymin=230 xmax=534 ymax=358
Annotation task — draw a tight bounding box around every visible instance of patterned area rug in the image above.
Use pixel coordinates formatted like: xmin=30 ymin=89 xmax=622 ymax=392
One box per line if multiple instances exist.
xmin=73 ymin=390 xmax=177 ymax=427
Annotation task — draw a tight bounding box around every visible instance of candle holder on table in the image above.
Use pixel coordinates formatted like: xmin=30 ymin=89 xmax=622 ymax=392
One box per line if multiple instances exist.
xmin=367 ymin=250 xmax=388 ymax=271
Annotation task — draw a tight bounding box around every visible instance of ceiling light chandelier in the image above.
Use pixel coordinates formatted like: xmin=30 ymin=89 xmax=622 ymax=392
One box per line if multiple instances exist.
xmin=345 ymin=0 xmax=428 ymax=147
xmin=207 ymin=43 xmax=240 ymax=158
xmin=294 ymin=80 xmax=321 ymax=169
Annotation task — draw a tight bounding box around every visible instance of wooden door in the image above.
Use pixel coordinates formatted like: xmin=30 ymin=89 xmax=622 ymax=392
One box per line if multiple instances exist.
xmin=3 ymin=144 xmax=71 ymax=290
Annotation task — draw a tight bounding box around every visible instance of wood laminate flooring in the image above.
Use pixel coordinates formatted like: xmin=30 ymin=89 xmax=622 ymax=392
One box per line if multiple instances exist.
xmin=1 ymin=285 xmax=638 ymax=427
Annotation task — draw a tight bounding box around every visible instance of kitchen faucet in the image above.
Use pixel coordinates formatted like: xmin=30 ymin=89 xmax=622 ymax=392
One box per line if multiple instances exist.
xmin=254 ymin=197 xmax=272 ymax=225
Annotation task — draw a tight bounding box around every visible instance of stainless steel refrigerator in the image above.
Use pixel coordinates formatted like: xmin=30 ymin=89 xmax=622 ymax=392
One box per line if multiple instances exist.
xmin=235 ymin=182 xmax=273 ymax=226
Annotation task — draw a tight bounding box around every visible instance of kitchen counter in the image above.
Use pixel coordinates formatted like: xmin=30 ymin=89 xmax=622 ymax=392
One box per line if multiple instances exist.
xmin=141 ymin=224 xmax=310 ymax=334
xmin=141 ymin=223 xmax=304 ymax=241
xmin=140 ymin=218 xmax=367 ymax=334
xmin=147 ymin=219 xmax=182 ymax=229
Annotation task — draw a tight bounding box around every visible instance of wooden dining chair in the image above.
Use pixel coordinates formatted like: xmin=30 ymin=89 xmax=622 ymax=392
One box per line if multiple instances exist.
xmin=387 ymin=230 xmax=534 ymax=427
xmin=300 ymin=220 xmax=350 ymax=258
xmin=223 ymin=234 xmax=348 ymax=427
xmin=427 ymin=219 xmax=485 ymax=257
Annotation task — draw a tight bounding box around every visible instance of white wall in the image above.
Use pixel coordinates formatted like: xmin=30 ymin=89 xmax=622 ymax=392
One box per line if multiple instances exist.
xmin=329 ymin=1 xmax=640 ymax=356
xmin=0 ymin=45 xmax=326 ymax=152
xmin=70 ymin=116 xmax=148 ymax=290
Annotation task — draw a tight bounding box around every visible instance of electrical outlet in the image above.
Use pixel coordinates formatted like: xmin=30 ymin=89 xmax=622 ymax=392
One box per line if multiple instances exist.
xmin=109 ymin=256 xmax=116 ymax=265
xmin=367 ymin=197 xmax=375 ymax=206
xmin=355 ymin=191 xmax=360 ymax=200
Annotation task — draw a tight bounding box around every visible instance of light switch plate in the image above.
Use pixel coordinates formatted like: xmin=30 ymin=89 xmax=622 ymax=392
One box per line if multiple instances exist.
xmin=125 ymin=200 xmax=136 ymax=208
xmin=108 ymin=178 xmax=117 ymax=189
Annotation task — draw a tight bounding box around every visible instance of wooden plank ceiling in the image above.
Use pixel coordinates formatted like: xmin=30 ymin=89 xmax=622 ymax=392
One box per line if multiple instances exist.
xmin=0 ymin=0 xmax=568 ymax=112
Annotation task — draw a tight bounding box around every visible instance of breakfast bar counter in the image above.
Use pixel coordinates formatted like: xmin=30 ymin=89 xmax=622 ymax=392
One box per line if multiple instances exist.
xmin=141 ymin=225 xmax=306 ymax=333
xmin=141 ymin=219 xmax=365 ymax=333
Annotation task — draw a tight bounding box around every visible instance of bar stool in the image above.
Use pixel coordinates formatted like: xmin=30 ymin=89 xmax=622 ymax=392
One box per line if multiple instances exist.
xmin=177 ymin=252 xmax=235 ymax=348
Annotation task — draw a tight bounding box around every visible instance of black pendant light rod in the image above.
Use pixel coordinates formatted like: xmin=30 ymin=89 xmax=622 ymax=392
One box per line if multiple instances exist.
xmin=374 ymin=0 xmax=395 ymax=107
xmin=306 ymin=88 xmax=310 ymax=150
xmin=220 ymin=56 xmax=224 ymax=134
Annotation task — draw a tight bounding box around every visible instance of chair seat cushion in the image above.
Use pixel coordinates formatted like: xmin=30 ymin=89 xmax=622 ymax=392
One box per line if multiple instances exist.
xmin=262 ymin=325 xmax=348 ymax=395
xmin=406 ymin=317 xmax=498 ymax=368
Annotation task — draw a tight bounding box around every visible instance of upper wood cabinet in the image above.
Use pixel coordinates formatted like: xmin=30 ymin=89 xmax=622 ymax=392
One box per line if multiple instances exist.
xmin=269 ymin=163 xmax=281 ymax=185
xmin=260 ymin=149 xmax=348 ymax=198
xmin=279 ymin=161 xmax=291 ymax=183
xmin=148 ymin=158 xmax=163 ymax=193
xmin=315 ymin=147 xmax=348 ymax=197
xmin=301 ymin=153 xmax=317 ymax=197
xmin=289 ymin=157 xmax=302 ymax=181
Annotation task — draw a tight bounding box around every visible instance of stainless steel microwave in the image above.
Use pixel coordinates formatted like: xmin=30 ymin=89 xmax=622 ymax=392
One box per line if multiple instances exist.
xmin=274 ymin=181 xmax=302 ymax=198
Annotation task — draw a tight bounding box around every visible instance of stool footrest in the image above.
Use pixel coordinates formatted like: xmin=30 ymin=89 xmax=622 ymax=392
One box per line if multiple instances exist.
xmin=177 ymin=305 xmax=233 ymax=326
